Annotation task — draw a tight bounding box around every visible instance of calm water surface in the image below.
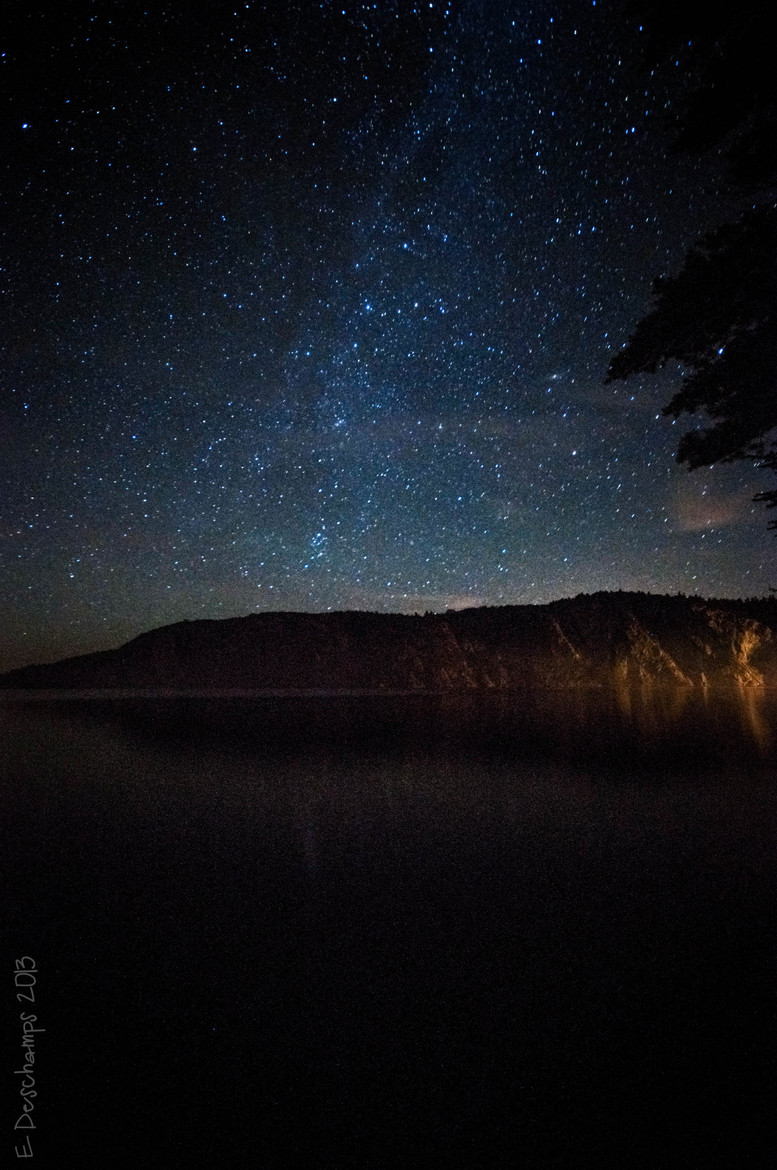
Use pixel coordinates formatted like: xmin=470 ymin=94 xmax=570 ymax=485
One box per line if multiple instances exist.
xmin=2 ymin=691 xmax=776 ymax=1167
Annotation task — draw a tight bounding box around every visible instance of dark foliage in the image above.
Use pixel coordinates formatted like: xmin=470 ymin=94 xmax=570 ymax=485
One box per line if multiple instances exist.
xmin=609 ymin=2 xmax=777 ymax=521
xmin=630 ymin=2 xmax=777 ymax=189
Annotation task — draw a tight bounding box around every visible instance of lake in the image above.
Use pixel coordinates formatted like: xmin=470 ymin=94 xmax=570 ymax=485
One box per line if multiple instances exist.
xmin=2 ymin=689 xmax=776 ymax=1166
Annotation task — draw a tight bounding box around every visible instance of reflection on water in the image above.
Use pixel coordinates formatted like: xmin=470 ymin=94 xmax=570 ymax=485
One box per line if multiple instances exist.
xmin=2 ymin=689 xmax=776 ymax=1167
xmin=736 ymin=686 xmax=774 ymax=754
xmin=9 ymin=683 xmax=775 ymax=766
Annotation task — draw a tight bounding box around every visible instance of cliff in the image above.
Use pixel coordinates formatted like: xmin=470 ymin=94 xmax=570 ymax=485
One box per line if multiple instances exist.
xmin=2 ymin=592 xmax=777 ymax=692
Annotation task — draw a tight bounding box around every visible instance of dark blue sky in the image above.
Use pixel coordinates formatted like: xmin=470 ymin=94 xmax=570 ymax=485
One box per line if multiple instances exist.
xmin=2 ymin=0 xmax=773 ymax=670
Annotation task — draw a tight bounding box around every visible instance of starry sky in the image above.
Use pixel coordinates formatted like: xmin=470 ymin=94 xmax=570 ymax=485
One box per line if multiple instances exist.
xmin=2 ymin=0 xmax=774 ymax=671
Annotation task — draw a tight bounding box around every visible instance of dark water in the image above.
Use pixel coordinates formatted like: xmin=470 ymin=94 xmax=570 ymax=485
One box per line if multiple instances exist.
xmin=2 ymin=690 xmax=776 ymax=1167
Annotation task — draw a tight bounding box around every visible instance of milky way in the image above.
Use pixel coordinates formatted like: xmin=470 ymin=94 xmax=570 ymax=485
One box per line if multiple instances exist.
xmin=2 ymin=0 xmax=773 ymax=670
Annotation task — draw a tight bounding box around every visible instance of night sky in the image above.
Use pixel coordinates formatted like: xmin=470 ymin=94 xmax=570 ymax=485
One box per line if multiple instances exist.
xmin=2 ymin=0 xmax=774 ymax=672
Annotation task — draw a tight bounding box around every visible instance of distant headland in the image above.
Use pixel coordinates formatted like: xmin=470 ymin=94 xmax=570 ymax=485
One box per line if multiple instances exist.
xmin=3 ymin=592 xmax=777 ymax=693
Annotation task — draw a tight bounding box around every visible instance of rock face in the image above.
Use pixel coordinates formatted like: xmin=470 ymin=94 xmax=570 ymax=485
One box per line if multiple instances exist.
xmin=2 ymin=592 xmax=777 ymax=692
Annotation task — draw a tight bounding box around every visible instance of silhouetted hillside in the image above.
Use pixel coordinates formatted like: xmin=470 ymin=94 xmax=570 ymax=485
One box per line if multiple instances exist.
xmin=2 ymin=592 xmax=777 ymax=692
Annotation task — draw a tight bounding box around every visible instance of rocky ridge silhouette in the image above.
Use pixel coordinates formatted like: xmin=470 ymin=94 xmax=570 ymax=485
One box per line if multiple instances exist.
xmin=2 ymin=592 xmax=777 ymax=692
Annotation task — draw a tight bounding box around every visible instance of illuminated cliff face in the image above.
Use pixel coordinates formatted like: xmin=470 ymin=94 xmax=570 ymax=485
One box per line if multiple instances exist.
xmin=2 ymin=593 xmax=776 ymax=692
xmin=720 ymin=621 xmax=768 ymax=687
